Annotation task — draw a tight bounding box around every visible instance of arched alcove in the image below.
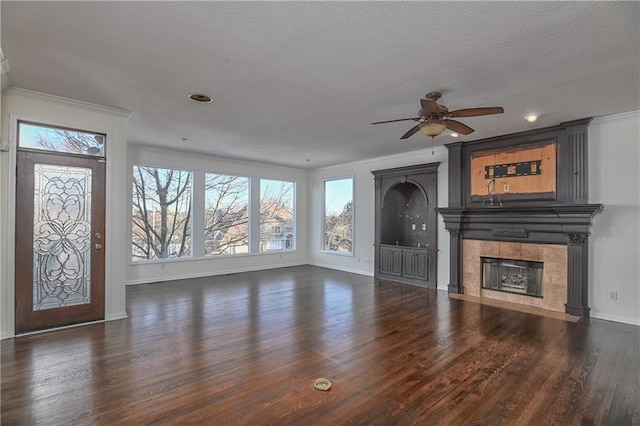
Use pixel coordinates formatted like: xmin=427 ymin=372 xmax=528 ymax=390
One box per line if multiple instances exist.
xmin=381 ymin=181 xmax=429 ymax=247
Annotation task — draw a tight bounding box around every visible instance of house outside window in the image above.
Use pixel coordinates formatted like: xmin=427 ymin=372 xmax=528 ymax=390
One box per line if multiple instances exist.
xmin=260 ymin=179 xmax=295 ymax=252
xmin=204 ymin=173 xmax=249 ymax=255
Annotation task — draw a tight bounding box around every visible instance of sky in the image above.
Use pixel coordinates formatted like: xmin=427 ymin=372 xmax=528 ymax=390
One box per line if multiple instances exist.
xmin=325 ymin=178 xmax=353 ymax=215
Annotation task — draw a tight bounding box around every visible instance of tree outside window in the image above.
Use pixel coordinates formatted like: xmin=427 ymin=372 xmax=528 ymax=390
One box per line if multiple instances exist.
xmin=204 ymin=173 xmax=249 ymax=255
xmin=18 ymin=121 xmax=105 ymax=156
xmin=323 ymin=178 xmax=353 ymax=253
xmin=131 ymin=166 xmax=192 ymax=261
xmin=260 ymin=179 xmax=295 ymax=252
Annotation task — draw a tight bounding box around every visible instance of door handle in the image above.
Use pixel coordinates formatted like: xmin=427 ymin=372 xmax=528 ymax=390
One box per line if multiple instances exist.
xmin=95 ymin=243 xmax=102 ymax=250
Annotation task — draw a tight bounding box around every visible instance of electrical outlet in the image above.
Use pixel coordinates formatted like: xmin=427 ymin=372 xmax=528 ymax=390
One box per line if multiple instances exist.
xmin=504 ymin=184 xmax=510 ymax=192
xmin=609 ymin=291 xmax=618 ymax=301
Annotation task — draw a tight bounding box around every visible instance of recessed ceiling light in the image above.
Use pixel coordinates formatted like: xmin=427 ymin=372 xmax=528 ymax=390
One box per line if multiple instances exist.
xmin=188 ymin=93 xmax=213 ymax=103
xmin=524 ymin=114 xmax=539 ymax=123
xmin=450 ymin=132 xmax=459 ymax=138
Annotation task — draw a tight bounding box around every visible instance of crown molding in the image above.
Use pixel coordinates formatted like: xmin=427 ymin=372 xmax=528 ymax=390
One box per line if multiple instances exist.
xmin=6 ymin=87 xmax=134 ymax=120
xmin=592 ymin=110 xmax=639 ymax=123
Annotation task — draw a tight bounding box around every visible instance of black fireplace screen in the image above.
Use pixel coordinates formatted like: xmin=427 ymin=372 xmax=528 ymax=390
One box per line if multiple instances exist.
xmin=481 ymin=257 xmax=543 ymax=298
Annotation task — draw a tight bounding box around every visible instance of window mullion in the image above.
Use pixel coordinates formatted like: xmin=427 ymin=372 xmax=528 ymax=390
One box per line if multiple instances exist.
xmin=191 ymin=171 xmax=205 ymax=258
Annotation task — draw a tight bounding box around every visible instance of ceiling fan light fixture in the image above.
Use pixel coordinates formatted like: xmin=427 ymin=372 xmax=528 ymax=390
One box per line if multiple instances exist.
xmin=420 ymin=121 xmax=447 ymax=138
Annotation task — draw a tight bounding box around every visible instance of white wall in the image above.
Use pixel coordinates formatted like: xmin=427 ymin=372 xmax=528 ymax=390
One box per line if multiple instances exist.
xmin=126 ymin=145 xmax=309 ymax=284
xmin=589 ymin=111 xmax=640 ymax=325
xmin=307 ymin=147 xmax=451 ymax=290
xmin=0 ymin=88 xmax=131 ymax=338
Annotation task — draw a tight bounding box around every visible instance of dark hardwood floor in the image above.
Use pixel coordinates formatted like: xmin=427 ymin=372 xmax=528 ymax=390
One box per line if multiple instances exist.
xmin=2 ymin=265 xmax=639 ymax=425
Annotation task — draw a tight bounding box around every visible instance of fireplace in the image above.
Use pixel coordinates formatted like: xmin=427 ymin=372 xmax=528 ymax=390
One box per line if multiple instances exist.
xmin=437 ymin=119 xmax=603 ymax=317
xmin=462 ymin=240 xmax=567 ymax=312
xmin=481 ymin=257 xmax=543 ymax=297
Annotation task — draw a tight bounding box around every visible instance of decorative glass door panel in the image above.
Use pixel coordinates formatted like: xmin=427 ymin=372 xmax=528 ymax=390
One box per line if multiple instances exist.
xmin=33 ymin=163 xmax=93 ymax=310
xmin=16 ymin=123 xmax=106 ymax=334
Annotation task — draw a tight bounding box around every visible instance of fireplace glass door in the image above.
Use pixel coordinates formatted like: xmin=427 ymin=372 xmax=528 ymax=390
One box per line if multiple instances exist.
xmin=481 ymin=257 xmax=543 ymax=297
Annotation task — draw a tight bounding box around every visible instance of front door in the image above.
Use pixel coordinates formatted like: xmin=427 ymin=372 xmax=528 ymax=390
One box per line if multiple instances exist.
xmin=15 ymin=121 xmax=106 ymax=334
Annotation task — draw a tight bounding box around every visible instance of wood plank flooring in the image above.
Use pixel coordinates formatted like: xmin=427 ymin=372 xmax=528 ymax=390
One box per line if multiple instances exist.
xmin=2 ymin=265 xmax=639 ymax=425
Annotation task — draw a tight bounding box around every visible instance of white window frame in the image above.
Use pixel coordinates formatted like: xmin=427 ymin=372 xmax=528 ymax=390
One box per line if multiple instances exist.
xmin=131 ymin=164 xmax=193 ymax=262
xmin=258 ymin=179 xmax=296 ymax=253
xmin=321 ymin=176 xmax=354 ymax=256
xmin=203 ymin=172 xmax=250 ymax=256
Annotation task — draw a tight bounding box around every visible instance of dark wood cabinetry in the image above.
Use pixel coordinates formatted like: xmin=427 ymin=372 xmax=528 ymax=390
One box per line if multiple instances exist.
xmin=437 ymin=119 xmax=603 ymax=317
xmin=372 ymin=163 xmax=439 ymax=287
xmin=379 ymin=245 xmax=402 ymax=276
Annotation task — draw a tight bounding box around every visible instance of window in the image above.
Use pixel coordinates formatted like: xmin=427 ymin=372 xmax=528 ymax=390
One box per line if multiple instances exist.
xmin=260 ymin=179 xmax=295 ymax=252
xmin=131 ymin=166 xmax=192 ymax=261
xmin=204 ymin=173 xmax=249 ymax=255
xmin=18 ymin=120 xmax=105 ymax=157
xmin=323 ymin=177 xmax=353 ymax=254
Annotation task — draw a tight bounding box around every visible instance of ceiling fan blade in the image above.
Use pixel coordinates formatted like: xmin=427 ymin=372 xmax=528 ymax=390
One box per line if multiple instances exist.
xmin=420 ymin=99 xmax=440 ymax=114
xmin=447 ymin=107 xmax=504 ymax=118
xmin=445 ymin=119 xmax=474 ymax=135
xmin=400 ymin=124 xmax=422 ymax=140
xmin=371 ymin=117 xmax=419 ymax=125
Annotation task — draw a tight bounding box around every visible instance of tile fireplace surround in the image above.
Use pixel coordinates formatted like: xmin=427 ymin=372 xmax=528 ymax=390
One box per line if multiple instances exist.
xmin=438 ymin=119 xmax=603 ymax=317
xmin=463 ymin=240 xmax=567 ymax=312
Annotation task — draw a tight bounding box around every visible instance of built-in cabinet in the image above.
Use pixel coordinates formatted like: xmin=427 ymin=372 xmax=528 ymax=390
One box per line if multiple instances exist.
xmin=378 ymin=244 xmax=435 ymax=281
xmin=372 ymin=163 xmax=439 ymax=287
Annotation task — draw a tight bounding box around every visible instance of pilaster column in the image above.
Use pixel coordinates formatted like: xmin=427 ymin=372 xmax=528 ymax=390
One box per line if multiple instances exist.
xmin=448 ymin=229 xmax=463 ymax=293
xmin=565 ymin=232 xmax=590 ymax=317
xmin=436 ymin=207 xmax=465 ymax=294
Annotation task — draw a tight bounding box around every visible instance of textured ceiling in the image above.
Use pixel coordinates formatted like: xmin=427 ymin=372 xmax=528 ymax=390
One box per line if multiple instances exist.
xmin=2 ymin=1 xmax=639 ymax=169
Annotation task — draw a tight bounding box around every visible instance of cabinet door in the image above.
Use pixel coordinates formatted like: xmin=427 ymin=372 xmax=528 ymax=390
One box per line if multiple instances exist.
xmin=415 ymin=251 xmax=428 ymax=280
xmin=379 ymin=247 xmax=392 ymax=275
xmin=390 ymin=248 xmax=403 ymax=276
xmin=380 ymin=247 xmax=402 ymax=276
xmin=402 ymin=250 xmax=416 ymax=278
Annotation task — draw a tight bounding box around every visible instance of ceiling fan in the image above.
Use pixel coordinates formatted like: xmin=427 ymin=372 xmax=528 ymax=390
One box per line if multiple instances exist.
xmin=371 ymin=91 xmax=504 ymax=139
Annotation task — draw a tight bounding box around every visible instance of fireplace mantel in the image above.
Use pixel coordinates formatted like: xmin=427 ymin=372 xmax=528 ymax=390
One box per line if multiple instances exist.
xmin=438 ymin=204 xmax=603 ymax=244
xmin=438 ymin=119 xmax=603 ymax=317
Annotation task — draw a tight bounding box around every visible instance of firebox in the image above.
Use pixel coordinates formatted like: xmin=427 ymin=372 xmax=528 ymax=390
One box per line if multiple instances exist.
xmin=481 ymin=257 xmax=544 ymax=298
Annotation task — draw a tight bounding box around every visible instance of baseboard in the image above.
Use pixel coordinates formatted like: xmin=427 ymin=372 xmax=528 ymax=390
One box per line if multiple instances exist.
xmin=1 ymin=330 xmax=14 ymax=340
xmin=591 ymin=311 xmax=640 ymax=326
xmin=107 ymin=312 xmax=128 ymax=321
xmin=126 ymin=261 xmax=307 ymax=285
xmin=307 ymin=262 xmax=374 ymax=277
